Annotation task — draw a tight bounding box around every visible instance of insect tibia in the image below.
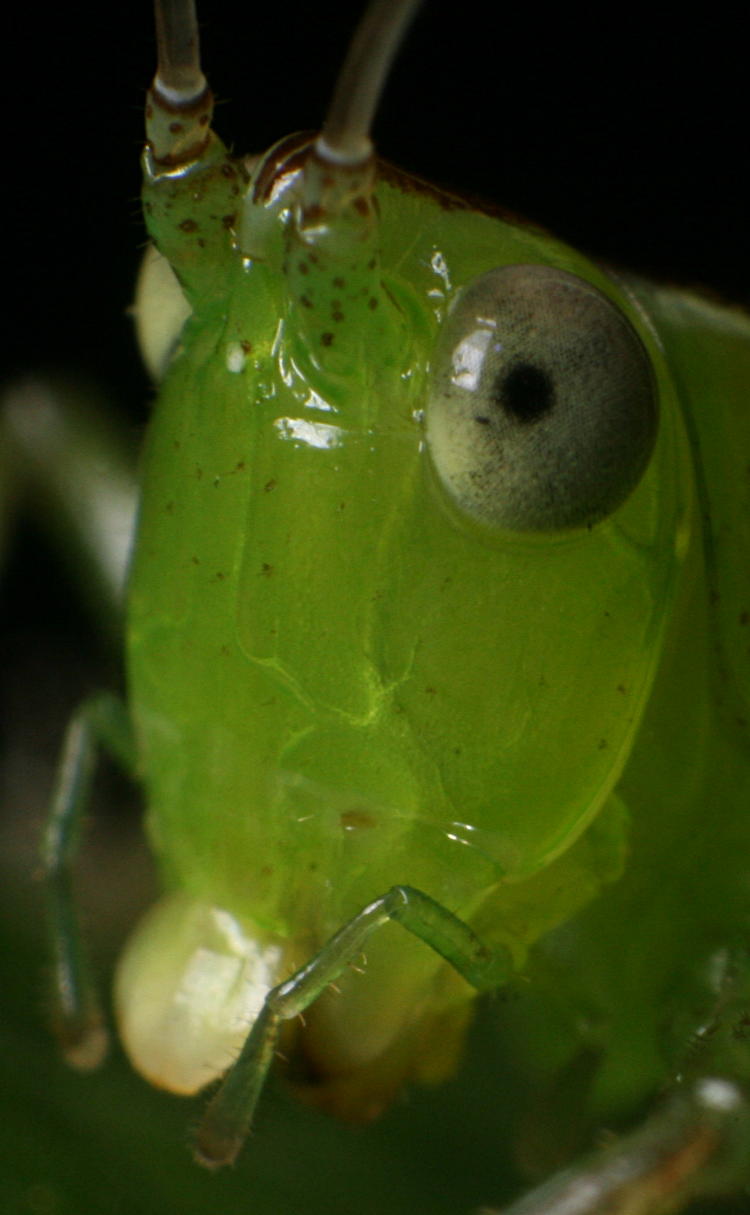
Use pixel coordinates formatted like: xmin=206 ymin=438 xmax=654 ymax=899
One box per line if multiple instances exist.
xmin=42 ymin=693 xmax=135 ymax=1074
xmin=194 ymin=1004 xmax=282 ymax=1170
xmin=191 ymin=886 xmax=509 ymax=1168
xmin=147 ymin=0 xmax=213 ymax=168
xmin=489 ymin=1079 xmax=750 ymax=1215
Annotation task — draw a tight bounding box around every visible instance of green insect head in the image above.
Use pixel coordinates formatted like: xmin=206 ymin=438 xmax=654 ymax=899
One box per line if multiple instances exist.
xmin=121 ymin=0 xmax=693 ymax=1123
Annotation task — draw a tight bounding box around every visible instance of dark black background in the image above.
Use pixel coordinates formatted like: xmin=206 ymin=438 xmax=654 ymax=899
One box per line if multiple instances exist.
xmin=5 ymin=1 xmax=746 ymax=408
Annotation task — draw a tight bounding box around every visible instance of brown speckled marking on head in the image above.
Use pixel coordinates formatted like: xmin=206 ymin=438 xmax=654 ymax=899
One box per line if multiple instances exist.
xmin=340 ymin=809 xmax=378 ymax=831
xmin=147 ymin=82 xmax=214 ymax=168
xmin=377 ymin=158 xmax=548 ymax=233
xmin=302 ymin=204 xmax=326 ymax=227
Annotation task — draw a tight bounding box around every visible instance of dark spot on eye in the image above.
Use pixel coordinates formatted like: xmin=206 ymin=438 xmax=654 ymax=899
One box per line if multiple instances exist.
xmin=321 ymin=332 xmax=334 ymax=346
xmin=180 ymin=218 xmax=198 ymax=232
xmin=494 ymin=362 xmax=554 ymax=424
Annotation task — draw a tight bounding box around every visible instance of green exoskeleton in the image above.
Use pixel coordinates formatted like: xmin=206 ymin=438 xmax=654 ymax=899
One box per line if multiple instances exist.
xmin=29 ymin=0 xmax=750 ymax=1210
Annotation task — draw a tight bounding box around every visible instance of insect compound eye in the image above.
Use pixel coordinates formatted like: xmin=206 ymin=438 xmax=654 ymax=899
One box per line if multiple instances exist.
xmin=426 ymin=264 xmax=658 ymax=532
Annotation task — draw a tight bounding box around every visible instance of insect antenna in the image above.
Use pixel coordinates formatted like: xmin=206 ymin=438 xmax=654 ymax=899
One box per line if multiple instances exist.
xmin=148 ymin=0 xmax=213 ymax=167
xmin=153 ymin=0 xmax=206 ymax=103
xmin=317 ymin=0 xmax=422 ymax=165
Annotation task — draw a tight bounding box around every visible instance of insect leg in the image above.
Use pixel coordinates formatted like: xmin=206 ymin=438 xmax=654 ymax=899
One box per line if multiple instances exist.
xmin=487 ymin=944 xmax=750 ymax=1215
xmin=1 ymin=377 xmax=137 ymax=635
xmin=483 ymin=1078 xmax=750 ymax=1215
xmin=194 ymin=884 xmax=512 ymax=1169
xmin=40 ymin=692 xmax=136 ymax=1070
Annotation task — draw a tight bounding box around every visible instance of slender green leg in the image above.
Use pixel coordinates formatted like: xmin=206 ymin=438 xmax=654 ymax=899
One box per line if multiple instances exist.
xmin=2 ymin=378 xmax=137 ymax=637
xmin=485 ymin=1079 xmax=750 ymax=1215
xmin=40 ymin=692 xmax=136 ymax=1070
xmin=486 ymin=949 xmax=750 ymax=1215
xmin=195 ymin=884 xmax=512 ymax=1168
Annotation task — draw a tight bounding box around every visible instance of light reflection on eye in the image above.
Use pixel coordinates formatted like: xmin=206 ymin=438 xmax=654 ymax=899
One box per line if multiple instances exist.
xmin=450 ymin=328 xmax=494 ymax=390
xmin=274 ymin=417 xmax=346 ymax=448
